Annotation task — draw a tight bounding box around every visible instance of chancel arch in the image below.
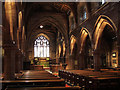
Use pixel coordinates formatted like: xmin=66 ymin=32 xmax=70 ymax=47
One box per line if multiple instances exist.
xmin=93 ymin=15 xmax=117 ymax=70
xmin=35 ymin=33 xmax=50 ymax=41
xmin=28 ymin=16 xmax=68 ymax=44
xmin=29 ymin=34 xmax=50 ymax=68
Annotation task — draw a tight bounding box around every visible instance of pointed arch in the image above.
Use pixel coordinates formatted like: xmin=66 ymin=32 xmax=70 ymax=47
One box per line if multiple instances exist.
xmin=93 ymin=15 xmax=117 ymax=50
xmin=58 ymin=44 xmax=62 ymax=57
xmin=70 ymin=35 xmax=77 ymax=55
xmin=35 ymin=33 xmax=50 ymax=41
xmin=28 ymin=16 xmax=67 ymax=44
xmin=94 ymin=15 xmax=117 ymax=32
xmin=21 ymin=26 xmax=25 ymax=53
xmin=63 ymin=41 xmax=66 ymax=56
xmin=34 ymin=35 xmax=49 ymax=58
xmin=79 ymin=27 xmax=91 ymax=53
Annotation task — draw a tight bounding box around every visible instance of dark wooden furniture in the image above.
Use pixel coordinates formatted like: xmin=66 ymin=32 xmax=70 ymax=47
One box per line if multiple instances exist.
xmin=32 ymin=65 xmax=44 ymax=70
xmin=59 ymin=70 xmax=120 ymax=90
xmin=6 ymin=86 xmax=81 ymax=90
xmin=50 ymin=65 xmax=62 ymax=73
xmin=1 ymin=79 xmax=65 ymax=89
xmin=1 ymin=70 xmax=65 ymax=90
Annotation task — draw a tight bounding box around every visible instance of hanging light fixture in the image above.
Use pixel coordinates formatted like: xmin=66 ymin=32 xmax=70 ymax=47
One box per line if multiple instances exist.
xmin=40 ymin=25 xmax=43 ymax=28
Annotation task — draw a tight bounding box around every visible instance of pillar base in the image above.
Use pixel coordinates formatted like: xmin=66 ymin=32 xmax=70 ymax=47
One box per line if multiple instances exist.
xmin=3 ymin=44 xmax=17 ymax=80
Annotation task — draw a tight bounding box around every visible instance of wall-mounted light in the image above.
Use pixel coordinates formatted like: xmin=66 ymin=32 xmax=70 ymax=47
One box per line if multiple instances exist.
xmin=40 ymin=25 xmax=43 ymax=29
xmin=112 ymin=52 xmax=116 ymax=57
xmin=13 ymin=41 xmax=15 ymax=44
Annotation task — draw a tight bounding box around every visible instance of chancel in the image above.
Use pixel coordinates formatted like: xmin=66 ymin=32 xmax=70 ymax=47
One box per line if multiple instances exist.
xmin=1 ymin=1 xmax=120 ymax=90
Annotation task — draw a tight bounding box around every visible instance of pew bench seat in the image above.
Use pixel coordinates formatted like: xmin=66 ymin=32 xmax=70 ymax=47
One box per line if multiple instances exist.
xmin=1 ymin=79 xmax=65 ymax=89
xmin=59 ymin=70 xmax=120 ymax=90
xmin=6 ymin=86 xmax=81 ymax=90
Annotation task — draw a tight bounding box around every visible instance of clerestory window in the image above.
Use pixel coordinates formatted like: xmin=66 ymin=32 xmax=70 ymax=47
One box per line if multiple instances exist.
xmin=102 ymin=0 xmax=106 ymax=4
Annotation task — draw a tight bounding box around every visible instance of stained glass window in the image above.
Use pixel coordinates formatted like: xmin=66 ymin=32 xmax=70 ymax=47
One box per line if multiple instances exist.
xmin=34 ymin=36 xmax=49 ymax=57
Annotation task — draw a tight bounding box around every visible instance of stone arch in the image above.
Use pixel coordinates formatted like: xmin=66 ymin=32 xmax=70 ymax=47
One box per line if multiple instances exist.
xmin=93 ymin=15 xmax=117 ymax=50
xmin=34 ymin=33 xmax=50 ymax=42
xmin=79 ymin=27 xmax=93 ymax=69
xmin=70 ymin=35 xmax=77 ymax=55
xmin=33 ymin=33 xmax=50 ymax=57
xmin=28 ymin=16 xmax=67 ymax=44
xmin=79 ymin=27 xmax=92 ymax=53
xmin=62 ymin=41 xmax=66 ymax=57
xmin=93 ymin=15 xmax=117 ymax=70
xmin=17 ymin=11 xmax=23 ymax=50
xmin=69 ymin=35 xmax=78 ymax=69
xmin=21 ymin=26 xmax=25 ymax=53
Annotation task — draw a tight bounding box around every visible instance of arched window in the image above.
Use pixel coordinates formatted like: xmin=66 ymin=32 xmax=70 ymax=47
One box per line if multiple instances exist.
xmin=79 ymin=6 xmax=87 ymax=22
xmin=102 ymin=0 xmax=105 ymax=4
xmin=34 ymin=35 xmax=49 ymax=57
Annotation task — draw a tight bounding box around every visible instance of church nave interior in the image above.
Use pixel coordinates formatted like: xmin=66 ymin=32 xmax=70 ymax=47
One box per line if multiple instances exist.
xmin=1 ymin=1 xmax=120 ymax=90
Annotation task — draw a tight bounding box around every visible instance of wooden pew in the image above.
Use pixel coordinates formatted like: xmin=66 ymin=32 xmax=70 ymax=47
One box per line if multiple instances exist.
xmin=17 ymin=77 xmax=60 ymax=80
xmin=2 ymin=70 xmax=65 ymax=90
xmin=59 ymin=70 xmax=120 ymax=90
xmin=85 ymin=76 xmax=120 ymax=90
xmin=18 ymin=70 xmax=60 ymax=80
xmin=6 ymin=86 xmax=81 ymax=90
xmin=1 ymin=79 xmax=65 ymax=90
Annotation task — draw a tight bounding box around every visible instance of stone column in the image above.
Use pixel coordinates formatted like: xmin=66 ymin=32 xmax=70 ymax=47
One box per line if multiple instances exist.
xmin=65 ymin=43 xmax=70 ymax=70
xmin=21 ymin=54 xmax=24 ymax=70
xmin=66 ymin=12 xmax=70 ymax=69
xmin=4 ymin=44 xmax=16 ymax=80
xmin=65 ymin=54 xmax=69 ymax=69
xmin=118 ymin=46 xmax=120 ymax=67
xmin=118 ymin=2 xmax=120 ymax=67
xmin=67 ymin=55 xmax=73 ymax=70
xmin=15 ymin=50 xmax=19 ymax=73
xmin=18 ymin=51 xmax=22 ymax=72
xmin=78 ymin=53 xmax=85 ymax=70
xmin=15 ymin=50 xmax=22 ymax=73
xmin=93 ymin=50 xmax=101 ymax=71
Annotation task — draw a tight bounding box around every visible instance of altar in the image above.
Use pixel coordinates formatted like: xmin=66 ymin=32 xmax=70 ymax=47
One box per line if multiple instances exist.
xmin=31 ymin=58 xmax=50 ymax=70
